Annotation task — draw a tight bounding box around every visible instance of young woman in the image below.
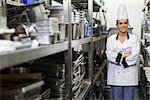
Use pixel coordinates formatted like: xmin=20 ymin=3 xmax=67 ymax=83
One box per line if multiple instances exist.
xmin=106 ymin=5 xmax=140 ymax=100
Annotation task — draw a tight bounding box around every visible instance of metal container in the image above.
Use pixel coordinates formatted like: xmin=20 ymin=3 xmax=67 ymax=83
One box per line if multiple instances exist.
xmin=10 ymin=67 xmax=30 ymax=74
xmin=34 ymin=34 xmax=53 ymax=45
xmin=0 ymin=0 xmax=7 ymax=30
xmin=0 ymin=0 xmax=6 ymax=16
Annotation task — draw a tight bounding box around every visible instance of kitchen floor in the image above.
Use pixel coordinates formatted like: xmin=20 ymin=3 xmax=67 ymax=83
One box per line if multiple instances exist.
xmin=134 ymin=86 xmax=144 ymax=100
xmin=94 ymin=86 xmax=145 ymax=100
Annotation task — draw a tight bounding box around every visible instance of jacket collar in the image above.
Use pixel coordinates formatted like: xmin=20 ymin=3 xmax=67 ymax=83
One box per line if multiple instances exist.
xmin=116 ymin=32 xmax=129 ymax=40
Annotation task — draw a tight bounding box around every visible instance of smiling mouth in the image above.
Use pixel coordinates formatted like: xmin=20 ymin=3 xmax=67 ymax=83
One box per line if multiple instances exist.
xmin=120 ymin=28 xmax=128 ymax=32
xmin=121 ymin=28 xmax=127 ymax=30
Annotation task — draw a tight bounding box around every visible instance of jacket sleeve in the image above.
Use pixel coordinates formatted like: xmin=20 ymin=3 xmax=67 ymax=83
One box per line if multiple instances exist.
xmin=125 ymin=36 xmax=140 ymax=65
xmin=106 ymin=36 xmax=122 ymax=64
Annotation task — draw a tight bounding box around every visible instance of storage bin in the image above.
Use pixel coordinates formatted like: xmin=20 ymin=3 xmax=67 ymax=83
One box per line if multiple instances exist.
xmin=22 ymin=0 xmax=33 ymax=4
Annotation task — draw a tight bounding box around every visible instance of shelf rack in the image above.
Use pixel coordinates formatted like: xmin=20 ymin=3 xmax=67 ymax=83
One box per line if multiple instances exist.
xmin=141 ymin=2 xmax=150 ymax=99
xmin=0 ymin=41 xmax=69 ymax=69
xmin=1 ymin=0 xmax=107 ymax=100
xmin=1 ymin=36 xmax=105 ymax=70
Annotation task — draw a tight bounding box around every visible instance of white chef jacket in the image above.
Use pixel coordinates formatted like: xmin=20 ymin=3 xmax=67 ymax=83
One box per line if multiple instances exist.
xmin=106 ymin=33 xmax=140 ymax=86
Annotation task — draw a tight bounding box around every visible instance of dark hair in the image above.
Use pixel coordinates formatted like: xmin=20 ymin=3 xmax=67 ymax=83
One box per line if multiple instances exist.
xmin=116 ymin=19 xmax=129 ymax=25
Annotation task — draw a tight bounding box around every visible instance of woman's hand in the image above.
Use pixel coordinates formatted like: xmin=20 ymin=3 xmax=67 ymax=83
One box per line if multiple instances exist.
xmin=123 ymin=51 xmax=132 ymax=58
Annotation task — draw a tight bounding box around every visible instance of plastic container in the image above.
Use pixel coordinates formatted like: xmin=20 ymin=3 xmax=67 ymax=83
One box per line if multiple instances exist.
xmin=32 ymin=0 xmax=40 ymax=3
xmin=22 ymin=0 xmax=33 ymax=4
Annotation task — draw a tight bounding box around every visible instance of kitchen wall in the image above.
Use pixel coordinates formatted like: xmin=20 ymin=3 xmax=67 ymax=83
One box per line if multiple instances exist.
xmin=104 ymin=0 xmax=144 ymax=38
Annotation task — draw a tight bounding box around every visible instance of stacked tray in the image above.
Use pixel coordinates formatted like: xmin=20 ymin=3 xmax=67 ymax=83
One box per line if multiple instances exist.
xmin=0 ymin=79 xmax=44 ymax=100
xmin=72 ymin=52 xmax=86 ymax=99
xmin=31 ymin=59 xmax=66 ymax=99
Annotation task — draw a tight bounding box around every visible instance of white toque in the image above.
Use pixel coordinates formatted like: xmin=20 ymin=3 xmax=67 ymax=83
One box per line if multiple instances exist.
xmin=117 ymin=5 xmax=128 ymax=20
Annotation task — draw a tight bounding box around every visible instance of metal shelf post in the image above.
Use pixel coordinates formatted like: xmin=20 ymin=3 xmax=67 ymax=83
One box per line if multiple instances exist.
xmin=88 ymin=0 xmax=93 ymax=100
xmin=63 ymin=0 xmax=73 ymax=99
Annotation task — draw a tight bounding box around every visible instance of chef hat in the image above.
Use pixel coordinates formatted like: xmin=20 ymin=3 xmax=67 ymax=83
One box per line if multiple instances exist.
xmin=117 ymin=5 xmax=128 ymax=20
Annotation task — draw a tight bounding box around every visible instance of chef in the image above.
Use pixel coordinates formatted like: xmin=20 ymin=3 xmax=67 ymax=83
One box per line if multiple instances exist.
xmin=105 ymin=5 xmax=140 ymax=100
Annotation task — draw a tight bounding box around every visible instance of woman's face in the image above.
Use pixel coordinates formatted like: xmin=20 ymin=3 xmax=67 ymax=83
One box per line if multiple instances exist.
xmin=116 ymin=19 xmax=128 ymax=33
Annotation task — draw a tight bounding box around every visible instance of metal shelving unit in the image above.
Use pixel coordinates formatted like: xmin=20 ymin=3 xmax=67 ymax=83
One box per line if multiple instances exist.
xmin=141 ymin=1 xmax=150 ymax=99
xmin=0 ymin=37 xmax=100 ymax=69
xmin=0 ymin=36 xmax=106 ymax=70
xmin=0 ymin=41 xmax=68 ymax=70
xmin=0 ymin=0 xmax=107 ymax=100
xmin=72 ymin=37 xmax=91 ymax=47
